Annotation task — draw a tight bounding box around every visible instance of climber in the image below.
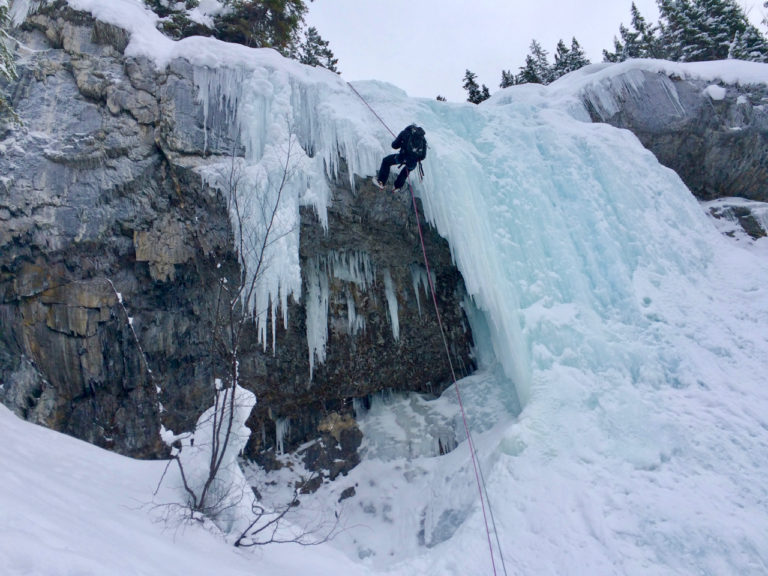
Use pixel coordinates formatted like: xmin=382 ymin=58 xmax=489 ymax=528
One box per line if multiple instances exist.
xmin=372 ymin=124 xmax=427 ymax=193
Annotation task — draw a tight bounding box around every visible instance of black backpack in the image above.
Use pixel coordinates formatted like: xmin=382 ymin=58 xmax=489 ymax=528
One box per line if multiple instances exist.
xmin=405 ymin=125 xmax=427 ymax=161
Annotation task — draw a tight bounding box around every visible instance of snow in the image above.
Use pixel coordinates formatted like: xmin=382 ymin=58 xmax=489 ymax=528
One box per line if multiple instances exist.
xmin=704 ymin=84 xmax=728 ymax=100
xmin=0 ymin=403 xmax=367 ymax=576
xmin=186 ymin=0 xmax=224 ymax=27
xmin=172 ymin=384 xmax=257 ymax=534
xmin=704 ymin=197 xmax=768 ymax=250
xmin=4 ymin=1 xmax=768 ymax=575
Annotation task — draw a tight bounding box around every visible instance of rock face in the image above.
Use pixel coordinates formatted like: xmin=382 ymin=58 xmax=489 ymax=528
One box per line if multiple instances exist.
xmin=582 ymin=67 xmax=768 ymax=203
xmin=705 ymin=197 xmax=768 ymax=240
xmin=0 ymin=4 xmax=473 ymax=476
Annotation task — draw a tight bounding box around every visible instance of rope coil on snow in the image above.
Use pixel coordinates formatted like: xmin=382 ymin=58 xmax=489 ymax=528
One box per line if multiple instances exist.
xmin=347 ymin=82 xmax=506 ymax=576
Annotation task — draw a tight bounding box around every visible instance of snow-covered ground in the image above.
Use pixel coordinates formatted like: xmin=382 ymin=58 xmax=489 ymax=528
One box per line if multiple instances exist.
xmin=0 ymin=403 xmax=370 ymax=576
xmin=3 ymin=1 xmax=768 ymax=574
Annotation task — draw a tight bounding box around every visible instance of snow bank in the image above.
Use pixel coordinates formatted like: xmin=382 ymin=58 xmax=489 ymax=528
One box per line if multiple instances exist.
xmin=0 ymin=404 xmax=368 ymax=576
xmin=173 ymin=384 xmax=256 ymax=534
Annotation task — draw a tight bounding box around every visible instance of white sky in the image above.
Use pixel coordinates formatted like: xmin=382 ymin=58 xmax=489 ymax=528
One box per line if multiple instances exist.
xmin=306 ymin=0 xmax=767 ymax=102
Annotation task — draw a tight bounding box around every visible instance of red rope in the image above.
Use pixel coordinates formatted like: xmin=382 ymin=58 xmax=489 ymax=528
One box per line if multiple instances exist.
xmin=407 ymin=179 xmax=498 ymax=576
xmin=347 ymin=82 xmax=396 ymax=138
xmin=347 ymin=81 xmax=502 ymax=575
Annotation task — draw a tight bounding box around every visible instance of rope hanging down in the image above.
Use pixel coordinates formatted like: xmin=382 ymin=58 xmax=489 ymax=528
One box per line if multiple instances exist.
xmin=347 ymin=82 xmax=507 ymax=576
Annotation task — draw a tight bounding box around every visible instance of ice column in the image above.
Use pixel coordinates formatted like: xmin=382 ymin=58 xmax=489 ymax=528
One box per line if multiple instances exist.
xmin=305 ymin=257 xmax=329 ymax=382
xmin=383 ymin=269 xmax=400 ymax=342
xmin=275 ymin=417 xmax=291 ymax=455
xmin=305 ymin=250 xmax=376 ymax=381
xmin=410 ymin=264 xmax=432 ymax=317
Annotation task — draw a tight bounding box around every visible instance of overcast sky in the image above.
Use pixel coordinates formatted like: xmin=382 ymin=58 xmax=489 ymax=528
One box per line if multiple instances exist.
xmin=306 ymin=0 xmax=766 ymax=102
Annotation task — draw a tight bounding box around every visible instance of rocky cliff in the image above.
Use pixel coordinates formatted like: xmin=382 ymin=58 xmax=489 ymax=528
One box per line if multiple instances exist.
xmin=3 ymin=5 xmax=766 ymax=478
xmin=581 ymin=65 xmax=768 ymax=238
xmin=0 ymin=4 xmax=474 ymax=477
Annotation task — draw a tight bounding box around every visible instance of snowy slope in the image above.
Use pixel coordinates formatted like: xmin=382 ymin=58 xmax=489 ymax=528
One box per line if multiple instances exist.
xmin=0 ymin=404 xmax=369 ymax=576
xmin=4 ymin=1 xmax=768 ymax=575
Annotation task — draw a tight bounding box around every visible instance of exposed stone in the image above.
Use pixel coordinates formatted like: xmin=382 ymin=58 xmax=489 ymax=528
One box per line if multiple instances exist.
xmin=133 ymin=216 xmax=195 ymax=282
xmin=318 ymin=411 xmax=357 ymax=444
xmin=0 ymin=4 xmax=474 ymax=479
xmin=582 ymin=68 xmax=768 ymax=202
xmin=338 ymin=485 xmax=356 ymax=502
xmin=706 ymin=198 xmax=768 ymax=240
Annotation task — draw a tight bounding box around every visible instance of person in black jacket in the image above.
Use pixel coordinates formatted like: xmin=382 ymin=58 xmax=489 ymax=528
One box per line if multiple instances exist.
xmin=373 ymin=124 xmax=427 ymax=192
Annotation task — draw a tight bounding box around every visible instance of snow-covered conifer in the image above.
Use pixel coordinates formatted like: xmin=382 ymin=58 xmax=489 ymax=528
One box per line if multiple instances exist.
xmin=463 ymin=69 xmax=490 ymax=104
xmin=553 ymin=39 xmax=571 ymax=77
xmin=566 ymin=38 xmax=591 ymax=70
xmin=657 ymin=0 xmax=768 ymax=62
xmin=499 ymin=69 xmax=516 ymax=88
xmin=604 ymin=3 xmax=661 ymax=61
xmin=298 ymin=26 xmax=338 ymax=72
xmin=730 ymin=24 xmax=768 ymax=61
xmin=517 ymin=39 xmax=554 ymax=85
xmin=630 ymin=2 xmax=663 ymax=58
xmin=554 ymin=38 xmax=590 ymax=79
xmin=603 ymin=36 xmax=626 ymax=62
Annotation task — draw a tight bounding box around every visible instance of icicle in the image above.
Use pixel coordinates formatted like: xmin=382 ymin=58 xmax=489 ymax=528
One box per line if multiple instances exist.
xmin=346 ymin=289 xmax=366 ymax=335
xmin=305 ymin=257 xmax=329 ymax=382
xmin=9 ymin=0 xmax=42 ymax=26
xmin=410 ymin=264 xmax=432 ymax=317
xmin=275 ymin=417 xmax=290 ymax=455
xmin=383 ymin=269 xmax=400 ymax=342
xmin=328 ymin=250 xmax=375 ymax=288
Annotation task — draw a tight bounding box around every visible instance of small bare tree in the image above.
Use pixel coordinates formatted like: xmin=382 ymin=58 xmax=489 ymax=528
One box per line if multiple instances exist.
xmin=164 ymin=132 xmax=298 ymax=527
xmin=113 ymin=126 xmax=337 ymax=543
xmin=161 ymin=129 xmax=340 ymax=547
xmin=234 ymin=473 xmax=339 ymax=547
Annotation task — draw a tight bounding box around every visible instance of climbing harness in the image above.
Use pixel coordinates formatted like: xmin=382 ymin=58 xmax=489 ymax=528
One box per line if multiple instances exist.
xmin=347 ymin=82 xmax=507 ymax=576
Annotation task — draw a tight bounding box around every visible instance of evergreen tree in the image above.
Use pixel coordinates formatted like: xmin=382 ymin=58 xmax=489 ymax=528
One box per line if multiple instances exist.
xmin=764 ymin=1 xmax=768 ymax=29
xmin=630 ymin=2 xmax=663 ymax=58
xmin=143 ymin=0 xmax=208 ymax=39
xmin=553 ymin=38 xmax=590 ymax=79
xmin=141 ymin=0 xmax=341 ymax=70
xmin=517 ymin=39 xmax=554 ymax=85
xmin=567 ymin=37 xmax=591 ymax=69
xmin=603 ymin=36 xmax=626 ymax=62
xmin=657 ymin=0 xmax=767 ymax=62
xmin=703 ymin=0 xmax=749 ymax=59
xmin=499 ymin=69 xmax=516 ymax=88
xmin=215 ymin=0 xmax=308 ymax=53
xmin=657 ymin=0 xmax=701 ymax=60
xmin=620 ymin=22 xmax=643 ymax=58
xmin=730 ymin=24 xmax=768 ymax=61
xmin=297 ymin=26 xmax=338 ymax=72
xmin=553 ymin=39 xmax=571 ymax=77
xmin=144 ymin=0 xmax=199 ymax=18
xmin=603 ymin=3 xmax=662 ymax=62
xmin=463 ymin=69 xmax=490 ymax=104
xmin=1 ymin=0 xmax=18 ymax=122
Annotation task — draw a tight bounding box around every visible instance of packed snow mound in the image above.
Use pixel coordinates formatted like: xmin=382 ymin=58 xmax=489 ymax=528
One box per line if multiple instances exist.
xmin=0 ymin=404 xmax=368 ymax=576
xmin=5 ymin=1 xmax=768 ymax=574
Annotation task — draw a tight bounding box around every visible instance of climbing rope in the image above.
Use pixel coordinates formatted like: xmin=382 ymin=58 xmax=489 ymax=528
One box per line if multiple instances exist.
xmin=347 ymin=82 xmax=507 ymax=576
